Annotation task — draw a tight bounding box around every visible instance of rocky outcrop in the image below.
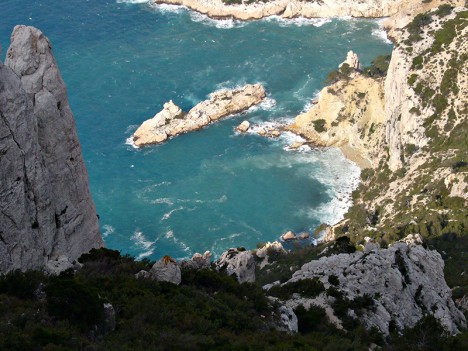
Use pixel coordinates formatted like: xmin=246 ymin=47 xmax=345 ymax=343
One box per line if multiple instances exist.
xmin=153 ymin=0 xmax=462 ymax=21
xmin=339 ymin=50 xmax=362 ymax=71
xmin=216 ymin=248 xmax=256 ymax=283
xmin=180 ymin=251 xmax=212 ymax=270
xmin=146 ymin=256 xmax=182 ymax=285
xmin=278 ymin=305 xmax=298 ymax=333
xmin=0 ymin=26 xmax=103 ymax=273
xmin=133 ymin=84 xmax=265 ymax=146
xmin=288 ymin=55 xmax=386 ymax=169
xmin=280 ymin=242 xmax=466 ymax=335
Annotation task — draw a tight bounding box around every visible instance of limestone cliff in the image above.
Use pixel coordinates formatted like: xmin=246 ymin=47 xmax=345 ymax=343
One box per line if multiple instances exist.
xmin=288 ymin=72 xmax=386 ymax=168
xmin=154 ymin=0 xmax=465 ymax=21
xmin=0 ymin=26 xmax=103 ymax=273
xmin=277 ymin=240 xmax=466 ymax=335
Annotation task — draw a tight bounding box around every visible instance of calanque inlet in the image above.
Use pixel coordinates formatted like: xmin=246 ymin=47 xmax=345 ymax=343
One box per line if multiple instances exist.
xmin=0 ymin=0 xmax=467 ymax=350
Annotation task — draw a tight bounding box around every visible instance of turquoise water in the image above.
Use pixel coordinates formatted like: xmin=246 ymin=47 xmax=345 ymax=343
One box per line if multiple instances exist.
xmin=1 ymin=0 xmax=391 ymax=260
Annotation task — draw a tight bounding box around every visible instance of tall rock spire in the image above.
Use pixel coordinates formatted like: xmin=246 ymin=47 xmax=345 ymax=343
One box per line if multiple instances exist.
xmin=0 ymin=25 xmax=103 ymax=273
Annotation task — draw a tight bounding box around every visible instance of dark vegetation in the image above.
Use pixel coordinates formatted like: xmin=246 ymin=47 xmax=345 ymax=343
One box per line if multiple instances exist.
xmin=0 ymin=251 xmax=352 ymax=350
xmin=0 ymin=248 xmax=466 ymax=350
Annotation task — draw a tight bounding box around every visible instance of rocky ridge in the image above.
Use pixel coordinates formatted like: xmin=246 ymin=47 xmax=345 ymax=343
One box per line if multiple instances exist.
xmin=132 ymin=83 xmax=265 ymax=146
xmin=278 ymin=239 xmax=466 ymax=335
xmin=0 ymin=26 xmax=103 ymax=273
xmin=153 ymin=0 xmax=464 ymax=21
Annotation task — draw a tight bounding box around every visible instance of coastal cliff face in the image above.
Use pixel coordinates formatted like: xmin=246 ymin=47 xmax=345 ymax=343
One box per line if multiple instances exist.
xmin=0 ymin=26 xmax=103 ymax=273
xmin=288 ymin=73 xmax=386 ymax=168
xmin=154 ymin=0 xmax=465 ymax=21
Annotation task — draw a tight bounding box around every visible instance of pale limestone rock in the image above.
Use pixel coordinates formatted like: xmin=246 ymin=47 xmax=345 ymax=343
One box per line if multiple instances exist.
xmin=153 ymin=0 xmax=446 ymax=21
xmin=44 ymin=255 xmax=74 ymax=275
xmin=149 ymin=257 xmax=182 ymax=285
xmin=278 ymin=305 xmax=298 ymax=333
xmin=289 ymin=141 xmax=305 ymax=149
xmin=339 ymin=50 xmax=362 ymax=71
xmin=0 ymin=26 xmax=103 ymax=273
xmin=133 ymin=100 xmax=182 ymax=146
xmin=298 ymin=232 xmax=310 ymax=240
xmin=236 ymin=120 xmax=250 ymax=133
xmin=397 ymin=234 xmax=423 ymax=246
xmin=180 ymin=251 xmax=212 ymax=270
xmin=282 ymin=243 xmax=466 ymax=335
xmin=132 ymin=84 xmax=265 ymax=146
xmin=256 ymin=241 xmax=286 ymax=259
xmin=282 ymin=231 xmax=296 ymax=241
xmin=216 ymin=248 xmax=256 ymax=283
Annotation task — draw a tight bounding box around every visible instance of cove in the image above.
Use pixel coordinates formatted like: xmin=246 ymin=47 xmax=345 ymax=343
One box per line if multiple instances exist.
xmin=0 ymin=0 xmax=392 ymax=260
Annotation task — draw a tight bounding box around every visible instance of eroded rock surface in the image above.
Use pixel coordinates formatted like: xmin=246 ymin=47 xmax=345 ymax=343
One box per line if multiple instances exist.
xmin=0 ymin=26 xmax=103 ymax=273
xmin=133 ymin=84 xmax=265 ymax=146
xmin=216 ymin=248 xmax=256 ymax=283
xmin=282 ymin=242 xmax=466 ymax=335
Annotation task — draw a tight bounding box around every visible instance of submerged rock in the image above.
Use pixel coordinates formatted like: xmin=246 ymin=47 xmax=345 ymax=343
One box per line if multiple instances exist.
xmin=0 ymin=26 xmax=103 ymax=273
xmin=216 ymin=248 xmax=256 ymax=283
xmin=133 ymin=84 xmax=265 ymax=146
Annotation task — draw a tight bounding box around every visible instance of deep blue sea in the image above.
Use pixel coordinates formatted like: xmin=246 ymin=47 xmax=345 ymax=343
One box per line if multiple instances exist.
xmin=1 ymin=0 xmax=391 ymax=260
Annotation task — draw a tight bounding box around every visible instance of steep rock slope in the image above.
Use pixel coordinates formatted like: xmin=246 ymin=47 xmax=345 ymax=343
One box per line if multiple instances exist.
xmin=278 ymin=241 xmax=466 ymax=335
xmin=0 ymin=26 xmax=103 ymax=273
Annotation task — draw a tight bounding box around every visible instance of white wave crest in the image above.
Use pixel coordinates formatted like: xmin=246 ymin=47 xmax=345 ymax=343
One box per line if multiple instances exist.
xmin=102 ymin=224 xmax=115 ymax=238
xmin=263 ymin=16 xmax=331 ymax=27
xmin=189 ymin=11 xmax=246 ymax=29
xmin=150 ymin=3 xmax=186 ymax=14
xmin=131 ymin=230 xmax=156 ymax=260
xmin=117 ymin=0 xmax=149 ymax=4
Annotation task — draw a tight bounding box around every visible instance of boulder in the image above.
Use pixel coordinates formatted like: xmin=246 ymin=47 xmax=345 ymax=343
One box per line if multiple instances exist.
xmin=278 ymin=305 xmax=298 ymax=333
xmin=298 ymin=232 xmax=310 ymax=240
xmin=236 ymin=120 xmax=250 ymax=133
xmin=149 ymin=256 xmax=182 ymax=285
xmin=282 ymin=231 xmax=297 ymax=241
xmin=289 ymin=141 xmax=305 ymax=149
xmin=216 ymin=248 xmax=256 ymax=283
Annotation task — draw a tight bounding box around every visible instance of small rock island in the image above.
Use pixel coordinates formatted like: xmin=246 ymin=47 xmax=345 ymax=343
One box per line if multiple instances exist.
xmin=132 ymin=83 xmax=266 ymax=147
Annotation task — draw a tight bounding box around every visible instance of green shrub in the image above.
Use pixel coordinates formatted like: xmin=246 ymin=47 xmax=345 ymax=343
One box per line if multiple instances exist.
xmin=0 ymin=270 xmax=45 ymax=299
xmin=312 ymin=119 xmax=327 ymax=133
xmin=268 ymin=278 xmax=325 ymax=300
xmin=46 ymin=272 xmax=105 ymax=330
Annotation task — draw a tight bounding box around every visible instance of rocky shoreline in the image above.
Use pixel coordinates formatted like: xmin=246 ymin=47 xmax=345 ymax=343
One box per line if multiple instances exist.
xmin=152 ymin=0 xmax=462 ymax=25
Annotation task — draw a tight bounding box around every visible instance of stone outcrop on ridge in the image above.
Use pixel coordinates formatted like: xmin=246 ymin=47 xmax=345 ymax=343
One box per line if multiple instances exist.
xmin=279 ymin=240 xmax=466 ymax=335
xmin=0 ymin=26 xmax=103 ymax=273
xmin=133 ymin=84 xmax=265 ymax=146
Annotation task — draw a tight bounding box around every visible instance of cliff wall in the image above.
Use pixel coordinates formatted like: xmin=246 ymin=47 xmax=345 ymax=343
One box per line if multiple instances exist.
xmin=0 ymin=26 xmax=103 ymax=273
